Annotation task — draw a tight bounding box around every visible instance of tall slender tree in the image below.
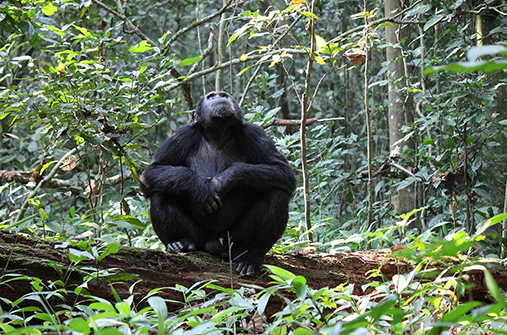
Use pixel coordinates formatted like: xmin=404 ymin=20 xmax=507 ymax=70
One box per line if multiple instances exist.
xmin=385 ymin=0 xmax=417 ymax=216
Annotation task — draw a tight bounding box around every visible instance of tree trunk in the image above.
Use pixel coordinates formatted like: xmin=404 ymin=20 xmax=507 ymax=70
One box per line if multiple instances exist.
xmin=476 ymin=8 xmax=507 ymax=254
xmin=385 ymin=0 xmax=416 ymax=216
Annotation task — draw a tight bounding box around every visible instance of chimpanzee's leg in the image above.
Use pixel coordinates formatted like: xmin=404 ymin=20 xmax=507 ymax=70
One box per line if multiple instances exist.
xmin=149 ymin=194 xmax=219 ymax=252
xmin=221 ymin=189 xmax=291 ymax=276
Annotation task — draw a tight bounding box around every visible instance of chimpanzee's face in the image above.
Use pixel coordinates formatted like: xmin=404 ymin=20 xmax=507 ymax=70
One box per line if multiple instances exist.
xmin=192 ymin=91 xmax=243 ymax=127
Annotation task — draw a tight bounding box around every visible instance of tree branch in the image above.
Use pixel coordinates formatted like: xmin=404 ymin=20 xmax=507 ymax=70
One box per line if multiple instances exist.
xmin=1 ymin=170 xmax=132 ymax=190
xmin=161 ymin=0 xmax=238 ymax=56
xmin=188 ymin=32 xmax=215 ymax=76
xmin=169 ymin=68 xmax=194 ymax=109
xmin=356 ymin=159 xmax=416 ymax=179
xmin=328 ymin=0 xmax=423 ymax=44
xmin=90 ymin=0 xmax=238 ymax=105
xmin=91 ymin=0 xmax=158 ymax=47
xmin=238 ymin=14 xmax=303 ymax=107
xmin=263 ymin=117 xmax=344 ymax=128
xmin=0 ymin=170 xmax=81 ymax=189
xmin=156 ymin=48 xmax=308 ymax=92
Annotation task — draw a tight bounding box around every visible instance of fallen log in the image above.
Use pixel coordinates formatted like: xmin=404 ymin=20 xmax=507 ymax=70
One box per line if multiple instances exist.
xmin=0 ymin=230 xmax=505 ymax=315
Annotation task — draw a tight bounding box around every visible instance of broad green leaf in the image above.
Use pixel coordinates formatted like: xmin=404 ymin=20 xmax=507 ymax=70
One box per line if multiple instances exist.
xmin=73 ymin=25 xmax=91 ymax=37
xmin=368 ymin=79 xmax=389 ymax=88
xmin=42 ymin=2 xmax=58 ymax=16
xmin=90 ymin=302 xmax=116 ymax=313
xmin=424 ymin=14 xmax=445 ymax=31
xmin=392 ymin=274 xmax=408 ymax=293
xmin=377 ymin=22 xmax=395 ymax=29
xmin=301 ymin=11 xmax=320 ymax=19
xmin=148 ymin=296 xmax=168 ymax=320
xmin=483 ymin=269 xmax=507 ymax=308
xmin=26 ymin=142 xmax=37 ymax=153
xmin=139 ymin=63 xmax=148 ymax=74
xmin=342 ymin=299 xmax=397 ymax=331
xmin=238 ymin=64 xmax=254 ymax=75
xmin=228 ymin=24 xmax=250 ymax=46
xmin=294 ymin=328 xmax=314 ymax=335
xmin=47 ymin=25 xmax=65 ymax=38
xmin=315 ymin=34 xmax=327 ymax=51
xmin=115 ymin=301 xmax=131 ymax=318
xmin=230 ymin=295 xmax=254 ymax=308
xmin=396 ymin=176 xmax=417 ymax=191
xmin=289 ymin=275 xmax=307 ymax=289
xmin=128 ymin=40 xmax=154 ymax=53
xmin=40 ymin=160 xmax=57 ymax=174
xmin=69 ymin=317 xmax=91 ymax=335
xmin=257 ymin=293 xmax=270 ymax=315
xmin=424 ymin=60 xmax=507 ymax=75
xmin=240 ymin=10 xmax=253 ymax=17
xmin=32 ymin=313 xmax=54 ymax=322
xmin=315 ymin=56 xmax=326 ymax=65
xmin=211 ymin=307 xmax=244 ymax=323
xmin=289 ymin=276 xmax=307 ymax=299
xmin=264 ymin=264 xmax=296 ymax=281
xmin=0 ymin=323 xmax=20 ymax=335
xmin=179 ymin=56 xmax=202 ymax=66
xmin=96 ymin=243 xmax=120 ymax=261
xmin=112 ymin=215 xmax=146 ymax=230
xmin=272 ymin=325 xmax=287 ymax=335
xmin=39 ymin=208 xmax=48 ymax=220
xmin=450 ymin=0 xmax=465 ymax=10
xmin=467 ymin=45 xmax=507 ymax=62
xmin=69 ymin=248 xmax=93 ymax=262
xmin=177 ymin=307 xmax=214 ymax=323
xmin=474 ymin=213 xmax=507 ymax=237
xmin=405 ymin=4 xmax=431 ymax=16
xmin=422 ymin=138 xmax=434 ymax=145
xmin=18 ymin=21 xmax=35 ymax=40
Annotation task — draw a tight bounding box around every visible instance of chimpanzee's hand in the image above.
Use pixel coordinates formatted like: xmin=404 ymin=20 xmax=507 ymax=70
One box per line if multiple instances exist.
xmin=210 ymin=173 xmax=230 ymax=199
xmin=190 ymin=176 xmax=222 ymax=215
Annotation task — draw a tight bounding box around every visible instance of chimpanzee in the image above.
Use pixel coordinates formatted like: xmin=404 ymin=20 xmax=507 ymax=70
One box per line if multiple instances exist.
xmin=140 ymin=91 xmax=296 ymax=276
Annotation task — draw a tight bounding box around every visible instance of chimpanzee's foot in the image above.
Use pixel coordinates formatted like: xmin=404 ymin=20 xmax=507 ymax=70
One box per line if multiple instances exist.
xmin=236 ymin=261 xmax=256 ymax=277
xmin=233 ymin=250 xmax=263 ymax=277
xmin=166 ymin=238 xmax=196 ymax=252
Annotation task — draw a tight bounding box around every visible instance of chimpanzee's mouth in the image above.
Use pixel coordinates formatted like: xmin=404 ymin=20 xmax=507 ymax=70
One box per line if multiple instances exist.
xmin=210 ymin=103 xmax=234 ymax=118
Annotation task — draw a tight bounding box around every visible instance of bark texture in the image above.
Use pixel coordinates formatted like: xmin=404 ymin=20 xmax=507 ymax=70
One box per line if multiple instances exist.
xmin=385 ymin=0 xmax=416 ymax=215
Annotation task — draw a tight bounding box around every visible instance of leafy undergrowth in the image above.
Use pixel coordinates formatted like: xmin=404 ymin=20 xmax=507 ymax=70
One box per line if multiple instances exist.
xmin=1 ymin=214 xmax=507 ymax=334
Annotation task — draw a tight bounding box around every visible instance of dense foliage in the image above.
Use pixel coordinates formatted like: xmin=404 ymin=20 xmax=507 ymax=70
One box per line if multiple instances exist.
xmin=0 ymin=0 xmax=506 ymax=333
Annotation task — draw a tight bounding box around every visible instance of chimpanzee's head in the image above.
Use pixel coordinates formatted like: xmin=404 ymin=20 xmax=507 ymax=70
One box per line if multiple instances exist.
xmin=192 ymin=91 xmax=243 ymax=129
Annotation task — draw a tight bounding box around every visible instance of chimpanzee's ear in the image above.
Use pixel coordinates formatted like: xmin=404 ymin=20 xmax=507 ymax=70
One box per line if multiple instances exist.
xmin=191 ymin=110 xmax=198 ymax=125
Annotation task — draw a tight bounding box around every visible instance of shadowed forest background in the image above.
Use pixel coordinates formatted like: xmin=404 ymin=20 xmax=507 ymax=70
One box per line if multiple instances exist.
xmin=1 ymin=0 xmax=507 ymax=334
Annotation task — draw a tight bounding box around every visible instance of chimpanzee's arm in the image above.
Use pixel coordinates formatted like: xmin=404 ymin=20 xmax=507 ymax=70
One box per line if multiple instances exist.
xmin=212 ymin=124 xmax=296 ymax=197
xmin=140 ymin=126 xmax=221 ymax=214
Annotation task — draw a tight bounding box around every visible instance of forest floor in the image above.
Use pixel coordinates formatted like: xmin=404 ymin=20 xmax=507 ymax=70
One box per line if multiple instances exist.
xmin=0 ymin=230 xmax=505 ymax=315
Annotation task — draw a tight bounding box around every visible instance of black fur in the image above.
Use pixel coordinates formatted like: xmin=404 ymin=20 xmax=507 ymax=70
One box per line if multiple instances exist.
xmin=140 ymin=91 xmax=296 ymax=276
